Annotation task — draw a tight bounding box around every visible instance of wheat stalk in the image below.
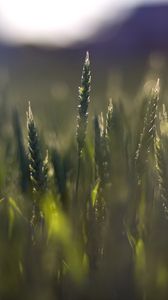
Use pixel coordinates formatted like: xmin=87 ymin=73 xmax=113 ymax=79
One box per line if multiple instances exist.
xmin=27 ymin=102 xmax=48 ymax=231
xmin=135 ymin=79 xmax=160 ymax=178
xmin=75 ymin=52 xmax=91 ymax=202
xmin=27 ymin=102 xmax=48 ymax=194
xmin=94 ymin=113 xmax=109 ymax=185
xmin=155 ymin=104 xmax=168 ymax=217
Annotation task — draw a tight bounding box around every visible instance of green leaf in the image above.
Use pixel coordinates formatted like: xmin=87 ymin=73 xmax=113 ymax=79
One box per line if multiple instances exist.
xmin=91 ymin=180 xmax=100 ymax=207
xmin=8 ymin=197 xmax=24 ymax=218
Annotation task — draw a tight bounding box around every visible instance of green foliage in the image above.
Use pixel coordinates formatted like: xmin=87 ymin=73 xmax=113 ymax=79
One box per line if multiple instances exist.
xmin=42 ymin=193 xmax=87 ymax=282
xmin=51 ymin=148 xmax=67 ymax=209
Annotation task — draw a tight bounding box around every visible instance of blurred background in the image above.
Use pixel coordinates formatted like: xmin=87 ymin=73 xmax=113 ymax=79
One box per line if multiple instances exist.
xmin=0 ymin=0 xmax=168 ymax=140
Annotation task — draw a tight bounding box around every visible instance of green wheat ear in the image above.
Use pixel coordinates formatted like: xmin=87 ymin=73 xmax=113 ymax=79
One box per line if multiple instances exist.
xmin=94 ymin=113 xmax=109 ymax=185
xmin=106 ymin=98 xmax=123 ymax=140
xmin=75 ymin=52 xmax=91 ymax=203
xmin=27 ymin=102 xmax=48 ymax=194
xmin=135 ymin=79 xmax=160 ymax=178
xmin=155 ymin=104 xmax=168 ymax=217
xmin=76 ymin=51 xmax=91 ymax=156
xmin=106 ymin=98 xmax=113 ymax=136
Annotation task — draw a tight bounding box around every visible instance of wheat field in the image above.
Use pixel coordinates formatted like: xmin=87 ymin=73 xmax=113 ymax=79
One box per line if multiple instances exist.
xmin=0 ymin=52 xmax=167 ymax=300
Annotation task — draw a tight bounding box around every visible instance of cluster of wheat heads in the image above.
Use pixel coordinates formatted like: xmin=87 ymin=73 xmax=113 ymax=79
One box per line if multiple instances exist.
xmin=1 ymin=54 xmax=168 ymax=300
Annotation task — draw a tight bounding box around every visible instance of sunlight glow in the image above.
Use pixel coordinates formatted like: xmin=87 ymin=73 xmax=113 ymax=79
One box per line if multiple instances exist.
xmin=0 ymin=0 xmax=165 ymax=46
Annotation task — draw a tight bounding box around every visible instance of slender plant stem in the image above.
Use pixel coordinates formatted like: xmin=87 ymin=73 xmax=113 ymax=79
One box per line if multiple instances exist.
xmin=75 ymin=151 xmax=81 ymax=206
